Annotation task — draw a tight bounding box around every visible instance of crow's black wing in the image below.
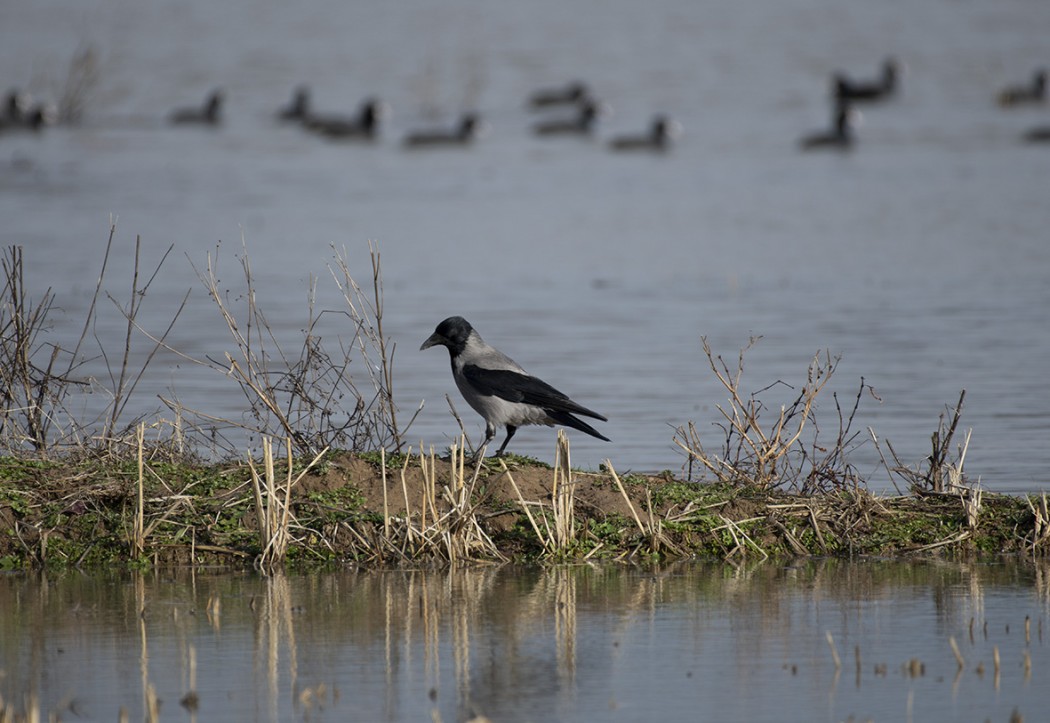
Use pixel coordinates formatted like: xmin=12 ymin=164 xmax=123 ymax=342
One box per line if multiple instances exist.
xmin=462 ymin=365 xmax=607 ymax=421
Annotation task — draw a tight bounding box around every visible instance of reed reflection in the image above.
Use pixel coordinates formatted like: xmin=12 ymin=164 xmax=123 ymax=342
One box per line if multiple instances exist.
xmin=1 ymin=560 xmax=1049 ymax=721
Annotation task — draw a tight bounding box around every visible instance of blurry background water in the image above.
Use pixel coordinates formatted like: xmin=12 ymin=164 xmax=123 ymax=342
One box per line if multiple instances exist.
xmin=1 ymin=0 xmax=1049 ymax=490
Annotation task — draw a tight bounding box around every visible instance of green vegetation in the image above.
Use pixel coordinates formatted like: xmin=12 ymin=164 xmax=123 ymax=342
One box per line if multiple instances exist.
xmin=0 ymin=444 xmax=1043 ymax=571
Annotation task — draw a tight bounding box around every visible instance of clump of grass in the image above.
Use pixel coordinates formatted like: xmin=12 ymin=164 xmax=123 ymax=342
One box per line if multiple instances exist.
xmin=1025 ymin=493 xmax=1050 ymax=553
xmin=605 ymin=459 xmax=679 ymax=557
xmin=344 ymin=439 xmax=504 ymax=565
xmin=504 ymin=430 xmax=577 ymax=556
xmin=248 ymin=436 xmax=329 ymax=571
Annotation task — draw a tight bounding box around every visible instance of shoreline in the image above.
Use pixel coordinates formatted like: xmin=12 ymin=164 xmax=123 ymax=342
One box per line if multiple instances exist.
xmin=0 ymin=446 xmax=1043 ymax=571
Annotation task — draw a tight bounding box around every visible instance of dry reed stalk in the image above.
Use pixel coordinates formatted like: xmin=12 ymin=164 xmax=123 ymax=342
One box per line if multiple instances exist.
xmin=367 ymin=243 xmax=400 ymax=448
xmin=133 ymin=422 xmax=145 ymax=556
xmin=440 ymin=441 xmax=503 ymax=563
xmin=0 ymin=690 xmax=41 ymax=723
xmin=396 ymin=450 xmax=414 ymax=553
xmin=127 ymin=422 xmax=192 ymax=558
xmin=944 ymin=428 xmax=972 ymax=490
xmin=503 ymin=461 xmax=548 ymax=548
xmin=102 ymin=234 xmax=184 ymax=447
xmin=908 ymin=530 xmax=971 ymax=554
xmin=713 ymin=515 xmax=769 ymax=561
xmin=249 ymin=437 xmax=329 ymax=571
xmin=605 ymin=460 xmax=678 ymax=555
xmin=161 ymin=241 xmax=415 ymax=458
xmin=226 ymin=356 xmax=300 ymax=443
xmin=1 ymin=244 xmax=71 ymax=453
xmin=2 ymin=228 xmax=183 ymax=457
xmin=927 ymin=391 xmax=966 ymax=492
xmin=381 ymin=448 xmax=390 ymax=540
xmin=328 ymin=243 xmax=419 ymax=451
xmin=551 ymin=430 xmax=576 ymax=549
xmin=1025 ymin=492 xmax=1050 ymax=552
xmin=499 ymin=434 xmax=576 ymax=556
xmin=377 ymin=440 xmax=502 ymax=563
xmin=607 ymin=461 xmax=647 ymax=537
xmin=501 ymin=433 xmax=577 ymax=556
xmin=868 ymin=427 xmax=906 ymax=495
xmin=960 ymin=483 xmax=982 ymax=529
xmin=808 ymin=506 xmax=828 ymax=553
xmin=768 ymin=516 xmax=808 ymax=556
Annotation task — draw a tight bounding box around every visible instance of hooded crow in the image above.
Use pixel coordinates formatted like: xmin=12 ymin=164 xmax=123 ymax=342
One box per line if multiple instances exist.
xmin=421 ymin=316 xmax=609 ymax=456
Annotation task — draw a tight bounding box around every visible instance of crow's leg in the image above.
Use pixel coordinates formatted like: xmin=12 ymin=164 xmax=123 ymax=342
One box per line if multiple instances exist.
xmin=495 ymin=425 xmax=518 ymax=457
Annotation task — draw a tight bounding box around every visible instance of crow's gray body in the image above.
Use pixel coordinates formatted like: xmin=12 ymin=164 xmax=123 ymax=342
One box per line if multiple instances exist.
xmin=421 ymin=316 xmax=609 ymax=455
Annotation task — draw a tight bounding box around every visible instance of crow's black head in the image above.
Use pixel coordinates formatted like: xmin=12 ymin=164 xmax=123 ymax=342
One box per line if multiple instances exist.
xmin=420 ymin=316 xmax=474 ymax=355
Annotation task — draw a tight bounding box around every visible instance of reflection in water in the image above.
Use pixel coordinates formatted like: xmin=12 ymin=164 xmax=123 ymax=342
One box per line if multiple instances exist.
xmin=1 ymin=560 xmax=1049 ymax=721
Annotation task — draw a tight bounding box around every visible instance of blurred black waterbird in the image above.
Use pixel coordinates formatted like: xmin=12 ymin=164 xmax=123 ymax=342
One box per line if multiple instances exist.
xmin=169 ymin=89 xmax=223 ymax=125
xmin=997 ymin=69 xmax=1046 ymax=107
xmin=834 ymin=58 xmax=898 ymax=103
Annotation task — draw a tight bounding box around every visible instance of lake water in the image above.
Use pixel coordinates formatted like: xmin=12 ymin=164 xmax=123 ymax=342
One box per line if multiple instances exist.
xmin=1 ymin=0 xmax=1049 ymax=491
xmin=2 ymin=561 xmax=1049 ymax=722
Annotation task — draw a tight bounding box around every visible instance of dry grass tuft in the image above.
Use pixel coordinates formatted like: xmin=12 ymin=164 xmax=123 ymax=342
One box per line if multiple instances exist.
xmin=878 ymin=391 xmax=972 ymax=494
xmin=1025 ymin=493 xmax=1050 ymax=553
xmin=605 ymin=460 xmax=680 ymax=557
xmin=249 ymin=437 xmax=329 ymax=572
xmin=345 ymin=439 xmax=505 ymax=565
xmin=504 ymin=430 xmax=577 ymax=556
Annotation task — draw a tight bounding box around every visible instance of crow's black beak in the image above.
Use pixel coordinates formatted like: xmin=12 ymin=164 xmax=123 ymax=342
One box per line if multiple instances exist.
xmin=420 ymin=333 xmax=444 ymax=351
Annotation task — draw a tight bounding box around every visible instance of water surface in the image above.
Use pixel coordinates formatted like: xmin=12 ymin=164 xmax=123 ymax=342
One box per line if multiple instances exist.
xmin=2 ymin=561 xmax=1048 ymax=722
xmin=1 ymin=0 xmax=1049 ymax=488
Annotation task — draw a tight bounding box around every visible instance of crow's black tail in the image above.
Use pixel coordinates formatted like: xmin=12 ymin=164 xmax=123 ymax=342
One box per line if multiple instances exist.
xmin=547 ymin=410 xmax=610 ymax=442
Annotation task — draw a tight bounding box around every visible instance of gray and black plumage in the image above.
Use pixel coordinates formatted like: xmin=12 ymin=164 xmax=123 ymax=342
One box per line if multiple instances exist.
xmin=421 ymin=316 xmax=609 ymax=456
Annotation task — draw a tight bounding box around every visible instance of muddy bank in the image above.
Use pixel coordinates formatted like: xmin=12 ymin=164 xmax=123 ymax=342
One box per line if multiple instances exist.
xmin=0 ymin=449 xmax=1044 ymax=569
